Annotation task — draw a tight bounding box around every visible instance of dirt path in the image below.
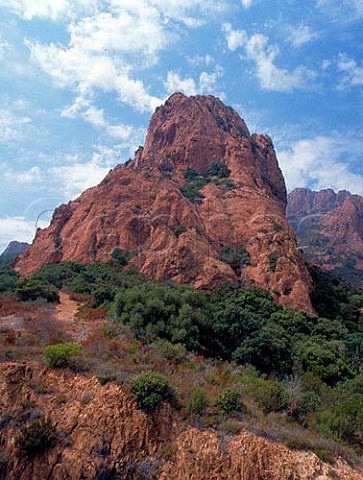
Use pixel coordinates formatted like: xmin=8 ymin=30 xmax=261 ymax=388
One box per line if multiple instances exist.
xmin=54 ymin=291 xmax=80 ymax=321
xmin=52 ymin=291 xmax=91 ymax=343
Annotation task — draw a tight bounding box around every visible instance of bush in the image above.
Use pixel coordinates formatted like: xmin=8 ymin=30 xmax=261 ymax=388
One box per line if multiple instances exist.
xmin=158 ymin=341 xmax=187 ymax=363
xmin=43 ymin=343 xmax=82 ymax=368
xmin=180 ymin=183 xmax=205 ymax=203
xmin=217 ymin=246 xmax=250 ymax=275
xmin=15 ymin=418 xmax=57 ymax=457
xmin=111 ymin=248 xmax=133 ymax=267
xmin=183 ymin=168 xmax=199 ymax=180
xmin=0 ymin=265 xmax=19 ymax=292
xmin=16 ymin=278 xmax=59 ymax=303
xmin=268 ymin=252 xmax=279 ymax=272
xmin=113 ymin=282 xmax=211 ymax=350
xmin=89 ymin=286 xmax=116 ymax=308
xmin=253 ymin=380 xmax=288 ymax=413
xmin=206 ymin=162 xmax=231 ymax=178
xmin=215 ymin=388 xmax=244 ymax=414
xmin=131 ymin=372 xmax=178 ymax=413
xmin=187 ymin=388 xmax=208 ymax=416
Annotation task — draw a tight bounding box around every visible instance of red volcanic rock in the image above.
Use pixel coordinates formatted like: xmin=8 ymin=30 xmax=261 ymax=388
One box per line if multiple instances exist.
xmin=287 ymin=188 xmax=363 ymax=287
xmin=16 ymin=93 xmax=313 ymax=311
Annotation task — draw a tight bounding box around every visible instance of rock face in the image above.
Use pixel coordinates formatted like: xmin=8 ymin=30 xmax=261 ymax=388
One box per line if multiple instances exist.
xmin=1 ymin=241 xmax=30 ymax=257
xmin=1 ymin=362 xmax=362 ymax=480
xmin=15 ymin=93 xmax=312 ymax=311
xmin=287 ymin=188 xmax=363 ymax=287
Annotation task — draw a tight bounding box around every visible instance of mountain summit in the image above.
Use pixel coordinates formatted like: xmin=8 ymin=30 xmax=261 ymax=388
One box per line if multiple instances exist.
xmin=1 ymin=241 xmax=30 ymax=257
xmin=15 ymin=93 xmax=313 ymax=311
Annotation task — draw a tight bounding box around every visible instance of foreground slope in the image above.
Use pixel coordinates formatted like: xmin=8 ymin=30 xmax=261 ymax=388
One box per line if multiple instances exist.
xmin=287 ymin=188 xmax=363 ymax=287
xmin=16 ymin=93 xmax=312 ymax=311
xmin=1 ymin=362 xmax=362 ymax=480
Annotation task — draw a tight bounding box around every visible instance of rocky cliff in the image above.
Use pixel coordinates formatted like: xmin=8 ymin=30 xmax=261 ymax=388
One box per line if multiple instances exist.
xmin=0 ymin=362 xmax=362 ymax=480
xmin=1 ymin=241 xmax=30 ymax=257
xmin=15 ymin=93 xmax=312 ymax=311
xmin=287 ymin=188 xmax=363 ymax=287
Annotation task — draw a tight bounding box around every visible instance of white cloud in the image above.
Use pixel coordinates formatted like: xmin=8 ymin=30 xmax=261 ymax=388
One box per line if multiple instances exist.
xmin=3 ymin=0 xmax=97 ymax=21
xmin=199 ymin=67 xmax=224 ymax=92
xmin=165 ymin=68 xmax=223 ymax=95
xmin=61 ymin=96 xmax=141 ymax=141
xmin=316 ymin=0 xmax=363 ymax=21
xmin=21 ymin=0 xmax=227 ymax=113
xmin=0 ymin=216 xmax=49 ymax=248
xmin=2 ymin=166 xmax=43 ymax=185
xmin=49 ymin=145 xmax=124 ymax=199
xmin=222 ymin=23 xmax=247 ymax=51
xmin=187 ymin=54 xmax=214 ymax=67
xmin=278 ymin=135 xmax=363 ymax=195
xmin=286 ymin=24 xmax=319 ymax=48
xmin=337 ymin=53 xmax=363 ymax=89
xmin=244 ymin=33 xmax=317 ymax=92
xmin=28 ymin=40 xmax=162 ymax=113
xmin=222 ymin=25 xmax=317 ymax=91
xmin=0 ymin=109 xmax=31 ymax=143
xmin=165 ymin=72 xmax=197 ymax=96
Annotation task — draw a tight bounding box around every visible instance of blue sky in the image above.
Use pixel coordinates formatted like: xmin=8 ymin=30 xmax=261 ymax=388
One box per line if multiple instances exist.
xmin=0 ymin=0 xmax=362 ymax=252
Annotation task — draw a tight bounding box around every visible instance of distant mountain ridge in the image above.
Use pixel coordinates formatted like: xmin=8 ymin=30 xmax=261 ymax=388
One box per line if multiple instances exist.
xmin=1 ymin=241 xmax=30 ymax=257
xmin=287 ymin=188 xmax=363 ymax=288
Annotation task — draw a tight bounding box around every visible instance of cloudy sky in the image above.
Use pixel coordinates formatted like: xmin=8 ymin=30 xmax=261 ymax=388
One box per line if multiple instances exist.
xmin=0 ymin=0 xmax=362 ymax=252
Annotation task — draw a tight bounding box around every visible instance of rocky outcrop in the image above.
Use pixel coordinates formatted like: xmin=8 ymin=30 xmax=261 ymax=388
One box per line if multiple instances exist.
xmin=287 ymin=188 xmax=363 ymax=287
xmin=15 ymin=93 xmax=312 ymax=311
xmin=1 ymin=241 xmax=30 ymax=257
xmin=0 ymin=362 xmax=362 ymax=480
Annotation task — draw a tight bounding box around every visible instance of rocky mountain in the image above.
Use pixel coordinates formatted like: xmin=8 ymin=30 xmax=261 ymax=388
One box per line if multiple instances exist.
xmin=287 ymin=188 xmax=363 ymax=287
xmin=15 ymin=93 xmax=313 ymax=312
xmin=1 ymin=241 xmax=30 ymax=257
xmin=1 ymin=362 xmax=362 ymax=480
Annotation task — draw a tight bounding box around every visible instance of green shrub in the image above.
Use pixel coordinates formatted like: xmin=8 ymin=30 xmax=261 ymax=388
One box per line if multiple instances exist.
xmin=131 ymin=372 xmax=178 ymax=412
xmin=187 ymin=388 xmax=208 ymax=416
xmin=159 ymin=161 xmax=174 ymax=173
xmin=254 ymin=380 xmax=288 ymax=413
xmin=43 ymin=343 xmax=82 ymax=368
xmin=268 ymin=252 xmax=279 ymax=272
xmin=111 ymin=247 xmax=133 ymax=267
xmin=206 ymin=162 xmax=231 ymax=178
xmin=224 ymin=179 xmax=237 ymax=190
xmin=180 ymin=183 xmax=205 ymax=203
xmin=0 ymin=265 xmax=19 ymax=292
xmin=183 ymin=168 xmax=199 ymax=180
xmin=113 ymin=282 xmax=211 ymax=350
xmin=158 ymin=341 xmax=187 ymax=363
xmin=89 ymin=286 xmax=116 ymax=308
xmin=15 ymin=418 xmax=57 ymax=457
xmin=217 ymin=246 xmax=250 ymax=275
xmin=215 ymin=388 xmax=244 ymax=414
xmin=16 ymin=278 xmax=59 ymax=303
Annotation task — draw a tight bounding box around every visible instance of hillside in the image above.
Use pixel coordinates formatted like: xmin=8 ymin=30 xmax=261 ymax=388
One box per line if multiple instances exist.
xmin=287 ymin=188 xmax=363 ymax=287
xmin=15 ymin=93 xmax=312 ymax=312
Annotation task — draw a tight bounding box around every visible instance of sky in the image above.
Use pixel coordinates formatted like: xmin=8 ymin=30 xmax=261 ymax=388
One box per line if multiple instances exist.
xmin=0 ymin=0 xmax=362 ymax=252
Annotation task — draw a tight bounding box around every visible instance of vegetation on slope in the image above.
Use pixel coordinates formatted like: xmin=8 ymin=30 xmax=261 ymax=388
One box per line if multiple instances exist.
xmin=0 ymin=259 xmax=362 ymax=461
